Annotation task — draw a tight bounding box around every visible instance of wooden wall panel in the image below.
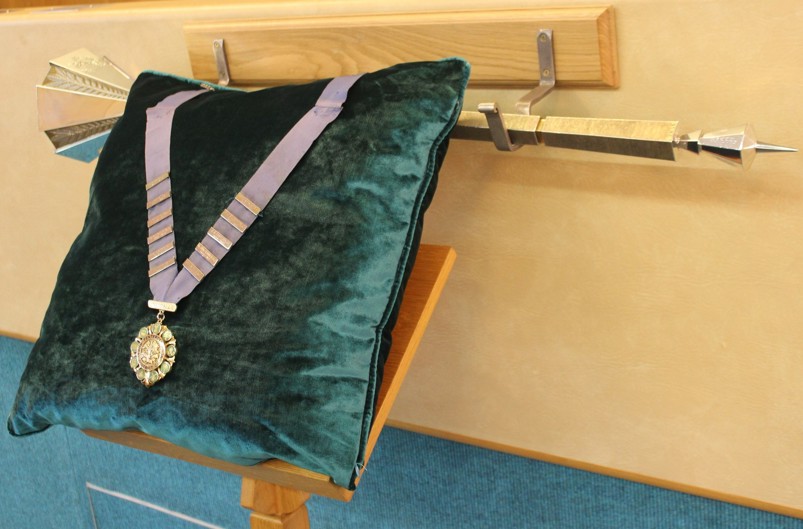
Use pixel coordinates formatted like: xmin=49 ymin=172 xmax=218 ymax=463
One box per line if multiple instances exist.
xmin=184 ymin=6 xmax=618 ymax=87
xmin=1 ymin=0 xmax=118 ymax=9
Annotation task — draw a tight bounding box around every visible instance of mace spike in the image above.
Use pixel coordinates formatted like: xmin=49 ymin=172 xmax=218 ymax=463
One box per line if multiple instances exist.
xmin=755 ymin=142 xmax=798 ymax=153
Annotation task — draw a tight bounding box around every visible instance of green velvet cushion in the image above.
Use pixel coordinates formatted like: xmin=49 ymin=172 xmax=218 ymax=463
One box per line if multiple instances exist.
xmin=8 ymin=59 xmax=469 ymax=489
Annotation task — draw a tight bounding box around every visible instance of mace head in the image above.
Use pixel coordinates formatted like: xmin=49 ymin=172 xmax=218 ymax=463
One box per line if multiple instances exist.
xmin=675 ymin=124 xmax=796 ymax=169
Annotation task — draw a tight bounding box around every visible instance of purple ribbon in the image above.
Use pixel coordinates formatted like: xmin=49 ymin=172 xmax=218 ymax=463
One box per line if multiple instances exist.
xmin=143 ymin=75 xmax=363 ymax=306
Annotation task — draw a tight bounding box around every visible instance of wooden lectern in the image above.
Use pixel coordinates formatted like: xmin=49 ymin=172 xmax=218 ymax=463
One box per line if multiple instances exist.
xmin=87 ymin=244 xmax=456 ymax=528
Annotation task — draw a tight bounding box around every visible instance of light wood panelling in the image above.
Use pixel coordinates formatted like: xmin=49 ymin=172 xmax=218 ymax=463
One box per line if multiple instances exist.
xmin=184 ymin=6 xmax=618 ymax=87
xmin=1 ymin=0 xmax=120 ymax=8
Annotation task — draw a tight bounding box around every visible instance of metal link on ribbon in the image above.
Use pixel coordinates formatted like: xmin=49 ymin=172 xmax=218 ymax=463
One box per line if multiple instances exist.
xmin=143 ymin=74 xmax=363 ymax=306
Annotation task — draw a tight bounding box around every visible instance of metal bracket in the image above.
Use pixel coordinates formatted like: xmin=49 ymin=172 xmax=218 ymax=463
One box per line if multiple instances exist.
xmin=212 ymin=38 xmax=231 ymax=86
xmin=480 ymin=29 xmax=555 ymax=151
xmin=478 ymin=103 xmax=523 ymax=152
xmin=515 ymin=29 xmax=556 ymax=115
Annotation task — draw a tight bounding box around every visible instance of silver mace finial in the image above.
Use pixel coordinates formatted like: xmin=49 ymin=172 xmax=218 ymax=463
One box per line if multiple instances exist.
xmin=452 ymin=113 xmax=797 ymax=168
xmin=675 ymin=124 xmax=797 ymax=169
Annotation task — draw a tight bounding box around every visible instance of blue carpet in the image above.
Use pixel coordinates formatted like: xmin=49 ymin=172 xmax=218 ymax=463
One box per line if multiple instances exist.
xmin=3 ymin=335 xmax=802 ymax=529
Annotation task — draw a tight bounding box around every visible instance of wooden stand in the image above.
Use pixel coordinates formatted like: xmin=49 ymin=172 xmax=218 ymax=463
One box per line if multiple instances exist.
xmin=241 ymin=479 xmax=311 ymax=529
xmin=87 ymin=244 xmax=456 ymax=528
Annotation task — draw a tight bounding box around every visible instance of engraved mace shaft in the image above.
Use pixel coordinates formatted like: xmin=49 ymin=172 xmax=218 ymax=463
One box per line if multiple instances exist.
xmin=452 ymin=112 xmax=797 ymax=168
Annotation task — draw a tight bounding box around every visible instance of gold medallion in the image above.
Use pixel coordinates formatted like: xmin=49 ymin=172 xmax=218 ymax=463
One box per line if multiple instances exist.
xmin=129 ymin=311 xmax=177 ymax=387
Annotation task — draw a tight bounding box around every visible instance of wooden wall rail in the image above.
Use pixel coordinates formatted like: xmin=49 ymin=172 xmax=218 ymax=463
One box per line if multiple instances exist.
xmin=185 ymin=6 xmax=618 ymax=87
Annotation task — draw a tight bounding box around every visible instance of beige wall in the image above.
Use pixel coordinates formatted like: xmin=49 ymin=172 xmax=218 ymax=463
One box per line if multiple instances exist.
xmin=2 ymin=0 xmax=802 ymax=516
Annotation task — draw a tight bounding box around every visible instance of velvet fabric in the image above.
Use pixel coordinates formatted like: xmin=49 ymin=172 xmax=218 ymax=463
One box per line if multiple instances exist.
xmin=8 ymin=59 xmax=469 ymax=489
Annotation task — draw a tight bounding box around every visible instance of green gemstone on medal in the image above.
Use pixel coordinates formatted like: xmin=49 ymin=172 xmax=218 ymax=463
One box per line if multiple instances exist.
xmin=130 ymin=341 xmax=139 ymax=354
xmin=138 ymin=327 xmax=148 ymax=338
xmin=166 ymin=344 xmax=176 ymax=357
xmin=129 ymin=357 xmax=139 ymax=370
xmin=159 ymin=361 xmax=171 ymax=374
xmin=162 ymin=329 xmax=173 ymax=341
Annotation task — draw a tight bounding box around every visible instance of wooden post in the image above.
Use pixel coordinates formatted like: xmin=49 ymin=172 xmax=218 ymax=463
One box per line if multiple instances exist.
xmin=241 ymin=477 xmax=311 ymax=529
